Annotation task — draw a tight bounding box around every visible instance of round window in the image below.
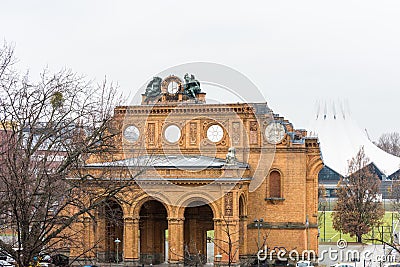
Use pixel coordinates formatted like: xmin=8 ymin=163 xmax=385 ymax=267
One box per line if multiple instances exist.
xmin=207 ymin=124 xmax=224 ymax=143
xmin=124 ymin=125 xmax=140 ymax=142
xmin=164 ymin=124 xmax=181 ymax=143
xmin=265 ymin=122 xmax=286 ymax=144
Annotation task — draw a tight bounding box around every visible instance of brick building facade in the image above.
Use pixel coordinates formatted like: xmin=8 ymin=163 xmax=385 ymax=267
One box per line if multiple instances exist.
xmin=71 ymin=75 xmax=323 ymax=265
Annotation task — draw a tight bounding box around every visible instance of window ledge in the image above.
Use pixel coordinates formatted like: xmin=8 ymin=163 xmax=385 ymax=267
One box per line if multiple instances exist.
xmin=264 ymin=197 xmax=285 ymax=203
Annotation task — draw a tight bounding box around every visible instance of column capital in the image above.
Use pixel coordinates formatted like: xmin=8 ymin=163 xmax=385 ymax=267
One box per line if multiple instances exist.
xmin=167 ymin=217 xmax=185 ymax=223
xmin=239 ymin=215 xmax=248 ymax=221
xmin=124 ymin=216 xmax=140 ymax=223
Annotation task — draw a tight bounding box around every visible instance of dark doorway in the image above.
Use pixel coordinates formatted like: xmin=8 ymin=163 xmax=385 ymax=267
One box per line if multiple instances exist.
xmin=97 ymin=199 xmax=124 ymax=262
xmin=139 ymin=200 xmax=168 ymax=265
xmin=184 ymin=202 xmax=214 ymax=265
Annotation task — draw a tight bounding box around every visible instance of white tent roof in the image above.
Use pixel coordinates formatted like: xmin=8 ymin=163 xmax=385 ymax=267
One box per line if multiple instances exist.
xmin=308 ymin=101 xmax=400 ymax=176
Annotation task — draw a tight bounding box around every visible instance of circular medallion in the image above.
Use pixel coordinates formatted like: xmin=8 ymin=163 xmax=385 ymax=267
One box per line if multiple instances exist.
xmin=265 ymin=122 xmax=286 ymax=144
xmin=207 ymin=124 xmax=224 ymax=143
xmin=164 ymin=124 xmax=181 ymax=143
xmin=124 ymin=125 xmax=140 ymax=142
xmin=168 ymin=81 xmax=179 ymax=94
xmin=161 ymin=75 xmax=183 ymax=94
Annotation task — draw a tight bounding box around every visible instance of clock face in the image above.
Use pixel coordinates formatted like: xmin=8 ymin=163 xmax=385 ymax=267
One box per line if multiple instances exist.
xmin=164 ymin=124 xmax=181 ymax=143
xmin=265 ymin=122 xmax=286 ymax=144
xmin=167 ymin=81 xmax=179 ymax=94
xmin=207 ymin=124 xmax=224 ymax=143
xmin=124 ymin=125 xmax=140 ymax=142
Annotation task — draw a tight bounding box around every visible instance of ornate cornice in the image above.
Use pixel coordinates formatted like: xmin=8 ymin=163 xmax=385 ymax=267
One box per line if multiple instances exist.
xmin=115 ymin=103 xmax=257 ymax=116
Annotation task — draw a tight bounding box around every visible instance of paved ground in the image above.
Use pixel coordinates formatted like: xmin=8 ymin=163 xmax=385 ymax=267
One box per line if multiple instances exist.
xmin=80 ymin=243 xmax=399 ymax=267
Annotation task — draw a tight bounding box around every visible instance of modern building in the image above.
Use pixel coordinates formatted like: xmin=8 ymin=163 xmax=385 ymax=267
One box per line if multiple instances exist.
xmin=312 ymin=102 xmax=400 ymax=205
xmin=70 ymin=74 xmax=323 ymax=265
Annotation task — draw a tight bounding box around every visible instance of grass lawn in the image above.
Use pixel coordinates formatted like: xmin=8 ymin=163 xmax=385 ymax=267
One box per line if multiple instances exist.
xmin=318 ymin=211 xmax=398 ymax=243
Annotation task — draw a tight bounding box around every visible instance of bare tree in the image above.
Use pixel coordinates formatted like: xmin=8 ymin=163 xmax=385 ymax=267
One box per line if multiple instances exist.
xmin=0 ymin=42 xmax=141 ymax=267
xmin=364 ymin=180 xmax=400 ymax=254
xmin=168 ymin=240 xmax=205 ymax=266
xmin=376 ymin=132 xmax=400 ymax=157
xmin=212 ymin=217 xmax=241 ymax=267
xmin=318 ymin=184 xmax=327 ymax=220
xmin=332 ymin=146 xmax=384 ymax=243
xmin=317 ymin=185 xmax=328 ymax=242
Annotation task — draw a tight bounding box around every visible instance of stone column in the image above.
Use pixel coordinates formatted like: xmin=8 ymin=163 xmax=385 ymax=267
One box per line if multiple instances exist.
xmin=123 ymin=216 xmax=138 ymax=265
xmin=95 ymin=216 xmax=106 ymax=261
xmin=213 ymin=218 xmax=222 ymax=262
xmin=239 ymin=216 xmax=248 ymax=256
xmin=83 ymin=217 xmax=95 ymax=259
xmin=167 ymin=217 xmax=185 ymax=264
xmin=123 ymin=217 xmax=133 ymax=260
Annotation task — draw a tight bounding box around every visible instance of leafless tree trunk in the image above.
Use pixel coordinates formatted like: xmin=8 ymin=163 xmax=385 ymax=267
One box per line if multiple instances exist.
xmin=367 ymin=179 xmax=400 ymax=253
xmin=168 ymin=241 xmax=205 ymax=266
xmin=332 ymin=146 xmax=384 ymax=243
xmin=212 ymin=216 xmax=241 ymax=267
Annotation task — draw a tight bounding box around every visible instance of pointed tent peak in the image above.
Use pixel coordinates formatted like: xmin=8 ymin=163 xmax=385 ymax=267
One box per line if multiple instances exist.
xmin=320 ymin=162 xmax=389 ymax=185
xmin=318 ymin=165 xmax=342 ymax=182
xmin=310 ymin=99 xmax=400 ymax=177
xmin=314 ymin=99 xmax=351 ymax=121
xmin=348 ymin=161 xmax=386 ymax=180
xmin=389 ymin=169 xmax=400 ymax=180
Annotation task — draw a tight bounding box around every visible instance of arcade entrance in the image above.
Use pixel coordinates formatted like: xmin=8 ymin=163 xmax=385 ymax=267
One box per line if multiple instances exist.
xmin=184 ymin=202 xmax=214 ymax=264
xmin=139 ymin=200 xmax=168 ymax=264
xmin=97 ymin=199 xmax=124 ymax=262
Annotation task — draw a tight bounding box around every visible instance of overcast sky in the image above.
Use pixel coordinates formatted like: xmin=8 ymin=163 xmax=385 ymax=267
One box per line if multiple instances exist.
xmin=1 ymin=0 xmax=399 ymax=140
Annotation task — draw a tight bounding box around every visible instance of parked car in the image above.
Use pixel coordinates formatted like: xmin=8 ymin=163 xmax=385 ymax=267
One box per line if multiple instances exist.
xmin=296 ymin=261 xmax=315 ymax=267
xmin=51 ymin=254 xmax=69 ymax=267
xmin=383 ymin=263 xmax=400 ymax=267
xmin=331 ymin=263 xmax=356 ymax=267
xmin=274 ymin=259 xmax=290 ymax=267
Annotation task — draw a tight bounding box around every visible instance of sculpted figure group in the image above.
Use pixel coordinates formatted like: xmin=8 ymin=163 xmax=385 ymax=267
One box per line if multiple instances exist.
xmin=144 ymin=74 xmax=201 ymax=101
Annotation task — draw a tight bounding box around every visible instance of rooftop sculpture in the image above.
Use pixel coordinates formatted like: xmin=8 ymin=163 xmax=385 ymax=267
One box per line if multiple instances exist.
xmin=144 ymin=76 xmax=162 ymax=101
xmin=142 ymin=74 xmax=205 ymax=104
xmin=183 ymin=73 xmax=201 ymax=99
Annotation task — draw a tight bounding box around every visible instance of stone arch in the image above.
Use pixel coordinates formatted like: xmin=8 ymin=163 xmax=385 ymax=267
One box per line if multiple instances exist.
xmin=175 ymin=192 xmax=220 ymax=219
xmin=238 ymin=193 xmax=247 ymax=217
xmin=307 ymin=156 xmax=324 ymax=179
xmin=132 ymin=193 xmax=172 ymax=218
xmin=92 ymin=195 xmax=129 ymax=217
xmin=238 ymin=193 xmax=247 ymax=256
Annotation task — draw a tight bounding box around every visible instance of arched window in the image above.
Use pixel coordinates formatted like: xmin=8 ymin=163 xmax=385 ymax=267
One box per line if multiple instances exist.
xmin=269 ymin=171 xmax=281 ymax=198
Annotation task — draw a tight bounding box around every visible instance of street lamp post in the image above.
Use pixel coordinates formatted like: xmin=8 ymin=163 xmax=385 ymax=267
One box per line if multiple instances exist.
xmin=323 ymin=205 xmax=326 ymax=242
xmin=114 ymin=238 xmax=121 ymax=264
xmin=305 ymin=215 xmax=310 ymax=253
xmin=254 ymin=218 xmax=264 ymax=267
